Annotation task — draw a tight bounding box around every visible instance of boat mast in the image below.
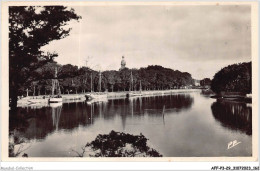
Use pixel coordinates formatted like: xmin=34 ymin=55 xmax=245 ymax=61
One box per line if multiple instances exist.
xmin=52 ymin=80 xmax=54 ymax=96
xmin=33 ymin=85 xmax=35 ymax=97
xmin=99 ymin=71 xmax=102 ymax=92
xmin=140 ymin=80 xmax=142 ymax=92
xmin=58 ymin=82 xmax=61 ymax=95
xmin=84 ymin=59 xmax=88 ymax=93
xmin=52 ymin=67 xmax=60 ymax=96
xmin=57 ymin=68 xmax=61 ymax=95
xmin=91 ymin=72 xmax=93 ymax=92
xmin=130 ymin=70 xmax=133 ymax=91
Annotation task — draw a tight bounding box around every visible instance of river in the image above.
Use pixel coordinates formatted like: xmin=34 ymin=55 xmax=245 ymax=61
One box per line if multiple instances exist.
xmin=9 ymin=90 xmax=252 ymax=157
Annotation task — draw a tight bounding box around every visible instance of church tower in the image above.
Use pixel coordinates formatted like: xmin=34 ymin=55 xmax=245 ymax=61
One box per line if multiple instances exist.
xmin=120 ymin=56 xmax=126 ymax=70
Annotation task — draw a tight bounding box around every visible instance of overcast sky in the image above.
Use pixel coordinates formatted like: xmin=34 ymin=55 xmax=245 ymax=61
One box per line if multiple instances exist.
xmin=41 ymin=5 xmax=251 ymax=79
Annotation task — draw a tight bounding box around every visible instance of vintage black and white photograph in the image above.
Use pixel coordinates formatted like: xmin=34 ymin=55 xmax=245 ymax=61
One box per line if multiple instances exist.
xmin=2 ymin=2 xmax=258 ymax=160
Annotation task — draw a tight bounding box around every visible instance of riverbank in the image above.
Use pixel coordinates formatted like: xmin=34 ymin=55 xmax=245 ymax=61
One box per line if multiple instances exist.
xmin=17 ymin=89 xmax=201 ymax=107
xmin=210 ymin=92 xmax=252 ymax=103
xmin=108 ymin=89 xmax=199 ymax=98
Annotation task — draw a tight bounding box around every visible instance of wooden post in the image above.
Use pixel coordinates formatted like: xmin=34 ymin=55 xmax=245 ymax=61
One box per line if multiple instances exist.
xmin=162 ymin=105 xmax=165 ymax=116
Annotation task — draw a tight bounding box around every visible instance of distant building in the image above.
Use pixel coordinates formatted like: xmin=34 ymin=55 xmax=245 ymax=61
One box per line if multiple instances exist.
xmin=193 ymin=79 xmax=201 ymax=86
xmin=119 ymin=56 xmax=126 ymax=70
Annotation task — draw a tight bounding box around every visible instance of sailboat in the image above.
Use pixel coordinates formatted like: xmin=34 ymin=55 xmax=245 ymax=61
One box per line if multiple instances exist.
xmin=132 ymin=80 xmax=143 ymax=96
xmin=49 ymin=68 xmax=62 ymax=103
xmin=127 ymin=71 xmax=142 ymax=98
xmin=85 ymin=71 xmax=108 ymax=101
xmin=127 ymin=71 xmax=134 ymax=97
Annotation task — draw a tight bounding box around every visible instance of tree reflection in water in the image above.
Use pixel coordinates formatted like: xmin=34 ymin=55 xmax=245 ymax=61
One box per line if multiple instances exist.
xmin=211 ymin=100 xmax=252 ymax=135
xmin=8 ymin=93 xmax=253 ymax=157
xmin=141 ymin=94 xmax=194 ymax=115
xmin=51 ymin=103 xmax=62 ymax=131
xmin=9 ymin=94 xmax=194 ymax=142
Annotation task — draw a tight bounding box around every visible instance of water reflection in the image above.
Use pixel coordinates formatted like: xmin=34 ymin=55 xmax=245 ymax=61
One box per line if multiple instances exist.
xmin=10 ymin=94 xmax=193 ymax=141
xmin=141 ymin=94 xmax=194 ymax=116
xmin=51 ymin=103 xmax=62 ymax=131
xmin=211 ymin=99 xmax=252 ymax=135
xmin=9 ymin=92 xmax=253 ymax=157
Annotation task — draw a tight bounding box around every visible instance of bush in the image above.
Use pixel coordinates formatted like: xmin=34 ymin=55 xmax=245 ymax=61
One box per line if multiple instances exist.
xmin=72 ymin=130 xmax=163 ymax=157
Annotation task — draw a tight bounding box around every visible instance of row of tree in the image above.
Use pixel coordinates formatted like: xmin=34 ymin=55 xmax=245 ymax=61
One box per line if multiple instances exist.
xmin=22 ymin=63 xmax=194 ymax=96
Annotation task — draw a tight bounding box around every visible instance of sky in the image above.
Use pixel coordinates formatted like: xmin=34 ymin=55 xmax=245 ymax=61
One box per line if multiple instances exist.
xmin=41 ymin=5 xmax=251 ymax=80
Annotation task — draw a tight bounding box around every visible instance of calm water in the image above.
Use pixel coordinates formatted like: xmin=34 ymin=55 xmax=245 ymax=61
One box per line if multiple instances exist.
xmin=9 ymin=91 xmax=252 ymax=157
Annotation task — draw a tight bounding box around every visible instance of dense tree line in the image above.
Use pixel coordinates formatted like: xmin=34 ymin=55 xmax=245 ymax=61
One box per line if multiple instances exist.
xmin=200 ymin=78 xmax=211 ymax=87
xmin=211 ymin=62 xmax=251 ymax=94
xmin=20 ymin=63 xmax=194 ymax=96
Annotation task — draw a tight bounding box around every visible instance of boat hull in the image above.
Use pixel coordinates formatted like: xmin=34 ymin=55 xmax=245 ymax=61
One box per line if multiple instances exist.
xmin=49 ymin=98 xmax=63 ymax=103
xmin=49 ymin=102 xmax=63 ymax=108
xmin=127 ymin=92 xmax=143 ymax=98
xmin=87 ymin=98 xmax=108 ymax=104
xmin=132 ymin=93 xmax=143 ymax=96
xmin=85 ymin=93 xmax=108 ymax=100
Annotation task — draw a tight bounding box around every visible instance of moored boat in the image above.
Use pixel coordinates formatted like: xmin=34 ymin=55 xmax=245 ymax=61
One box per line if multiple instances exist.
xmin=49 ymin=95 xmax=63 ymax=103
xmin=85 ymin=93 xmax=108 ymax=100
xmin=86 ymin=71 xmax=108 ymax=100
xmin=86 ymin=97 xmax=108 ymax=104
xmin=49 ymin=68 xmax=63 ymax=103
xmin=49 ymin=102 xmax=62 ymax=108
xmin=246 ymin=94 xmax=252 ymax=98
xmin=127 ymin=80 xmax=143 ymax=98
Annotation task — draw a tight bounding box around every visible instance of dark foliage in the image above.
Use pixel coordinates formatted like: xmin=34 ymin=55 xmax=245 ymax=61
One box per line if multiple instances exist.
xmin=83 ymin=130 xmax=162 ymax=157
xmin=9 ymin=6 xmax=81 ymax=109
xmin=9 ymin=132 xmax=30 ymax=157
xmin=200 ymin=78 xmax=211 ymax=87
xmin=19 ymin=64 xmax=194 ymax=96
xmin=211 ymin=62 xmax=251 ymax=94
